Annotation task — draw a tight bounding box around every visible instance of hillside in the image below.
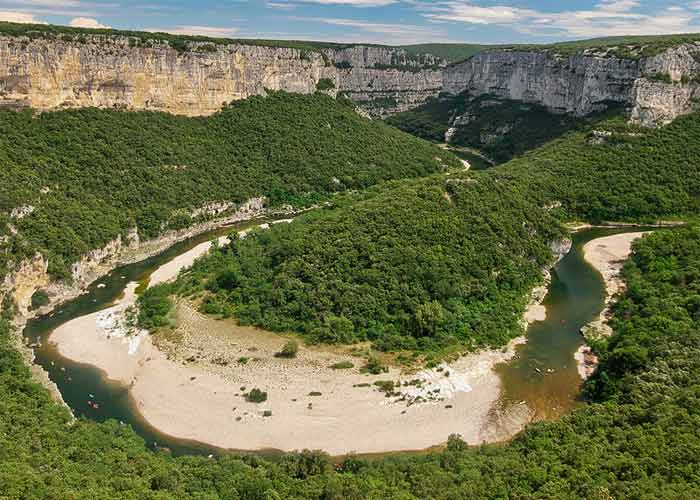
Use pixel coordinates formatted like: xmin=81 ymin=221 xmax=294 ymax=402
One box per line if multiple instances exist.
xmin=0 ymin=92 xmax=458 ymax=283
xmin=386 ymin=94 xmax=592 ymax=163
xmin=168 ymin=112 xmax=700 ymax=354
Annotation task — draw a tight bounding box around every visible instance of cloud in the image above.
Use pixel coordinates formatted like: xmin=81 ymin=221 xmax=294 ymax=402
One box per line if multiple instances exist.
xmin=0 ymin=10 xmax=45 ymax=23
xmin=290 ymin=16 xmax=449 ymax=43
xmin=69 ymin=16 xmax=109 ymax=29
xmin=418 ymin=1 xmax=700 ymax=38
xmin=294 ymin=0 xmax=396 ymax=6
xmin=144 ymin=25 xmax=239 ymax=38
xmin=267 ymin=1 xmax=296 ymax=10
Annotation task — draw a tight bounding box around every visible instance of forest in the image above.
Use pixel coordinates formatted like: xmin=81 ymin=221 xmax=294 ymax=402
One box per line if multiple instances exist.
xmin=3 ymin=227 xmax=700 ymax=498
xmin=171 ymin=111 xmax=700 ymax=353
xmin=0 ymin=92 xmax=457 ymax=282
xmin=386 ymin=94 xmax=602 ymax=163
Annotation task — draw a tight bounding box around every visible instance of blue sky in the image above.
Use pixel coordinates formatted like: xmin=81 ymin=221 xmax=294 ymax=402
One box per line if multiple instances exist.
xmin=3 ymin=1 xmax=700 ymax=45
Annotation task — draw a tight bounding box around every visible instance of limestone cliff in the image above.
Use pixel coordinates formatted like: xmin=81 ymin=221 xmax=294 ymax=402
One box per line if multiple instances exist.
xmin=2 ymin=31 xmax=700 ymax=125
xmin=443 ymin=44 xmax=700 ymax=126
xmin=0 ymin=35 xmax=443 ymax=117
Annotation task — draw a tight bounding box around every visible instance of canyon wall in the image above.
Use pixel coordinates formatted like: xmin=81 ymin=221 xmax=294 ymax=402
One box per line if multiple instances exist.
xmin=1 ymin=31 xmax=700 ymax=125
xmin=0 ymin=35 xmax=443 ymax=117
xmin=443 ymin=44 xmax=700 ymax=126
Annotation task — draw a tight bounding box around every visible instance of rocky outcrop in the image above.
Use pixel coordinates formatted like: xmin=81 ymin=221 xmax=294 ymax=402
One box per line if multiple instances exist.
xmin=444 ymin=44 xmax=700 ymax=127
xmin=0 ymin=35 xmax=444 ymax=117
xmin=2 ymin=31 xmax=700 ymax=125
xmin=443 ymin=50 xmax=640 ymax=117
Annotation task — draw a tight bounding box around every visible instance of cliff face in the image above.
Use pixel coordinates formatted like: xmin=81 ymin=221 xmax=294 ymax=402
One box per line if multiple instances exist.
xmin=1 ymin=33 xmax=700 ymax=125
xmin=0 ymin=35 xmax=443 ymax=117
xmin=444 ymin=44 xmax=700 ymax=126
xmin=443 ymin=50 xmax=641 ymax=116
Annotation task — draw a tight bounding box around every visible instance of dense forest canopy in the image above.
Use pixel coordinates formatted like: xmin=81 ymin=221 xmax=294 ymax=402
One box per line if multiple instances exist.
xmin=173 ymin=173 xmax=564 ymax=352
xmin=3 ymin=227 xmax=700 ymax=498
xmin=386 ymin=94 xmax=592 ymax=163
xmin=0 ymin=92 xmax=457 ymax=282
xmin=172 ymin=111 xmax=700 ymax=352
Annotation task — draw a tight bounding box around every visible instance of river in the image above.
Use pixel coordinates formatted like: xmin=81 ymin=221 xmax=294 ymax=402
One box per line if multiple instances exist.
xmin=22 ymin=224 xmax=645 ymax=456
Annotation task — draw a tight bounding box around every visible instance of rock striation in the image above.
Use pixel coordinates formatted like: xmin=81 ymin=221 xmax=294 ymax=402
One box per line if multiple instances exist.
xmin=0 ymin=35 xmax=443 ymax=117
xmin=443 ymin=44 xmax=700 ymax=126
xmin=1 ymin=31 xmax=700 ymax=124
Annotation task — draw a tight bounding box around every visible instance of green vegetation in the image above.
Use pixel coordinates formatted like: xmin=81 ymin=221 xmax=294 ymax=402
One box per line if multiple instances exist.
xmin=276 ymin=340 xmax=299 ymax=359
xmin=0 ymin=92 xmax=457 ymax=283
xmin=316 ymin=78 xmax=335 ymax=91
xmin=0 ymin=21 xmax=360 ymax=55
xmin=386 ymin=94 xmax=592 ymax=163
xmin=330 ymin=361 xmax=354 ymax=369
xmin=173 ymin=111 xmax=700 ymax=353
xmin=4 ymin=228 xmax=700 ymax=497
xmin=175 ymin=172 xmax=562 ymax=351
xmin=29 ymin=289 xmax=49 ymax=310
xmin=362 ymin=355 xmax=388 ymax=374
xmin=245 ymin=388 xmax=268 ymax=403
xmin=136 ymin=284 xmax=173 ymax=330
xmin=500 ymin=33 xmax=700 ymax=59
xmin=400 ymin=43 xmax=491 ymax=64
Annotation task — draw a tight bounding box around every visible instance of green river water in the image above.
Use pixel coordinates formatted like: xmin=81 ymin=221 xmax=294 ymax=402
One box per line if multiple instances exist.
xmin=22 ymin=224 xmax=645 ymax=456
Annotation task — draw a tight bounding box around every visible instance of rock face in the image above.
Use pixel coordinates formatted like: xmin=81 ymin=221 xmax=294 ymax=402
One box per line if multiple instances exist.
xmin=2 ymin=32 xmax=700 ymax=125
xmin=444 ymin=44 xmax=700 ymax=126
xmin=0 ymin=35 xmax=443 ymax=117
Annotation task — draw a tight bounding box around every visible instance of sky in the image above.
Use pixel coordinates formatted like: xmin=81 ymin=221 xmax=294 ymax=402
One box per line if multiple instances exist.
xmin=3 ymin=0 xmax=700 ymax=46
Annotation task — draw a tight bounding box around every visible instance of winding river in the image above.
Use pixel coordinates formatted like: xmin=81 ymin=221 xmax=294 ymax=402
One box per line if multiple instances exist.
xmin=22 ymin=224 xmax=643 ymax=456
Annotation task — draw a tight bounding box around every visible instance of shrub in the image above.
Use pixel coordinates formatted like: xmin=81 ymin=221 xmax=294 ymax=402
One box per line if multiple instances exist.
xmin=30 ymin=289 xmax=49 ymax=310
xmin=330 ymin=361 xmax=354 ymax=369
xmin=362 ymin=355 xmax=388 ymax=375
xmin=316 ymin=78 xmax=335 ymax=91
xmin=137 ymin=284 xmax=173 ymax=330
xmin=245 ymin=388 xmax=268 ymax=403
xmin=276 ymin=340 xmax=299 ymax=358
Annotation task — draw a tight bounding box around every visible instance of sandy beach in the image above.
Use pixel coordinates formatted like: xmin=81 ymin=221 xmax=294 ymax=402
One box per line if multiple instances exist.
xmin=575 ymin=231 xmax=648 ymax=379
xmin=50 ymin=222 xmax=535 ymax=454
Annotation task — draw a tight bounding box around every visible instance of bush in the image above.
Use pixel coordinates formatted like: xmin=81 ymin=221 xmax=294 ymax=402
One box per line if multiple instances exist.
xmin=330 ymin=361 xmax=354 ymax=369
xmin=245 ymin=388 xmax=268 ymax=403
xmin=363 ymin=355 xmax=388 ymax=375
xmin=316 ymin=78 xmax=335 ymax=91
xmin=30 ymin=289 xmax=49 ymax=310
xmin=275 ymin=340 xmax=299 ymax=359
xmin=136 ymin=284 xmax=173 ymax=330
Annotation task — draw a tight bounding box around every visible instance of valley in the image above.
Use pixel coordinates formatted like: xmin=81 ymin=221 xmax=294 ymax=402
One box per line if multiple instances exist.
xmin=2 ymin=20 xmax=700 ymax=499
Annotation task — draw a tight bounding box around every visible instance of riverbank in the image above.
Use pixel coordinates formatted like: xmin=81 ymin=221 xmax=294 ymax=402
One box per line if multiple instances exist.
xmin=46 ymin=219 xmax=556 ymax=454
xmin=8 ymin=200 xmax=301 ymax=402
xmin=575 ymin=232 xmax=648 ymax=379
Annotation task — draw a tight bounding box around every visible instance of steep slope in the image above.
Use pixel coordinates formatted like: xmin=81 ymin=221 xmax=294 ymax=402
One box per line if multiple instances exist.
xmin=386 ymin=93 xmax=590 ymax=163
xmin=0 ymin=92 xmax=458 ymax=289
xmin=0 ymin=22 xmax=445 ymax=118
xmin=3 ymin=22 xmax=700 ymax=125
xmin=443 ymin=43 xmax=700 ymax=127
xmin=171 ymin=112 xmax=700 ymax=353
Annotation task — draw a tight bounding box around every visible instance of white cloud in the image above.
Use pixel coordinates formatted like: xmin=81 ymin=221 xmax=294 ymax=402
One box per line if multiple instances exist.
xmin=419 ymin=1 xmax=700 ymax=38
xmin=144 ymin=25 xmax=239 ymax=38
xmin=0 ymin=10 xmax=45 ymax=23
xmin=69 ymin=16 xmax=109 ymax=29
xmin=267 ymin=1 xmax=296 ymax=10
xmin=290 ymin=15 xmax=448 ymax=43
xmin=294 ymin=0 xmax=396 ymax=6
